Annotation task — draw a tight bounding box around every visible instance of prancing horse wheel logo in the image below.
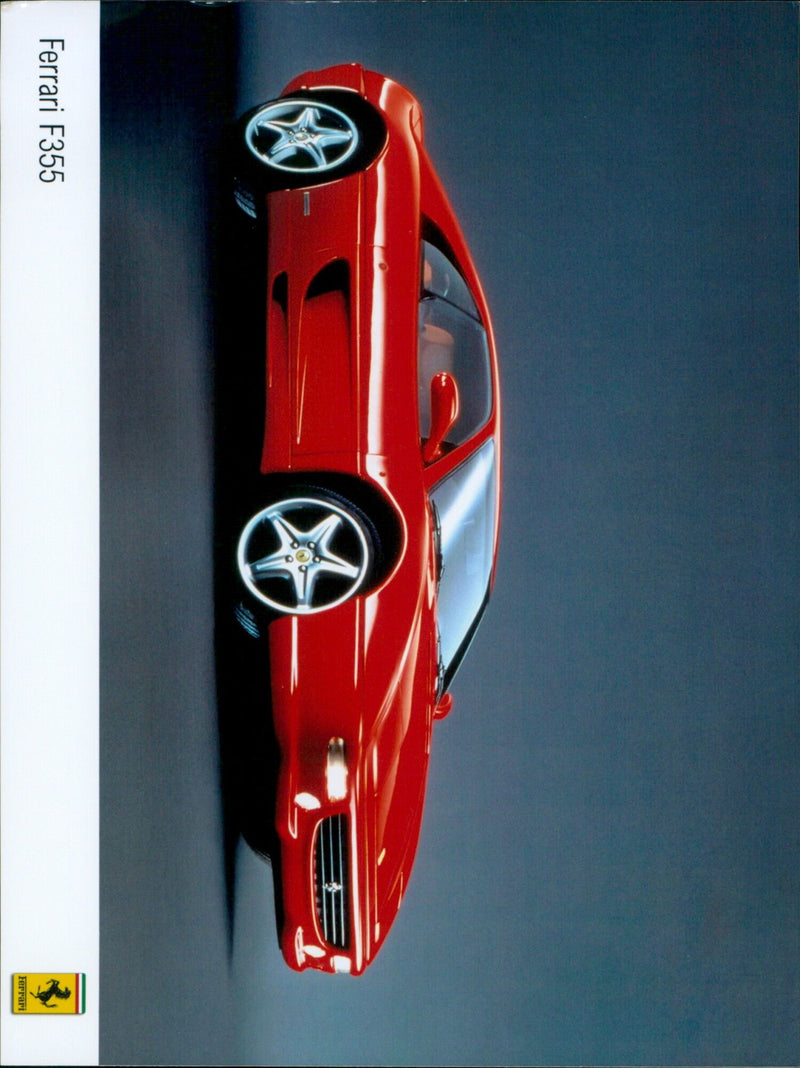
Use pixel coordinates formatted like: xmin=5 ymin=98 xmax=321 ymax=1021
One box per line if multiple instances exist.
xmin=237 ymin=495 xmax=371 ymax=615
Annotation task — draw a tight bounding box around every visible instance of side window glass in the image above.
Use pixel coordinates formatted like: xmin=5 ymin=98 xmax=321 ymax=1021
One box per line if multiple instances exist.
xmin=421 ymin=242 xmax=479 ymax=318
xmin=430 ymin=439 xmax=497 ymax=687
xmin=418 ymin=242 xmax=492 ymax=453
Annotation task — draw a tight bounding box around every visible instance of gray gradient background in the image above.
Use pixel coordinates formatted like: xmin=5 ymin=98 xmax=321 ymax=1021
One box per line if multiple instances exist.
xmin=101 ymin=2 xmax=798 ymax=1064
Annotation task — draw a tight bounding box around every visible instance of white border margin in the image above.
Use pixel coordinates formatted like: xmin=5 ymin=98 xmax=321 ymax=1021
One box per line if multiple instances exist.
xmin=1 ymin=2 xmax=100 ymax=1064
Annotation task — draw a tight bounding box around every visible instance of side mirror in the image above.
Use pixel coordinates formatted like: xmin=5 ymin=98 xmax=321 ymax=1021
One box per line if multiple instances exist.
xmin=422 ymin=371 xmax=459 ymax=465
xmin=434 ymin=692 xmax=453 ymax=720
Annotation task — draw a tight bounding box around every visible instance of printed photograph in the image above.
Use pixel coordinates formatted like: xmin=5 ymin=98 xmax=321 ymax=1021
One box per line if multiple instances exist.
xmin=3 ymin=2 xmax=798 ymax=1065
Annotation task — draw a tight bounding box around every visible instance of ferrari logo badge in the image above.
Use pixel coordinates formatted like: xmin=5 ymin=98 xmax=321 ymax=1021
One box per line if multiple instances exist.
xmin=12 ymin=973 xmax=86 ymax=1014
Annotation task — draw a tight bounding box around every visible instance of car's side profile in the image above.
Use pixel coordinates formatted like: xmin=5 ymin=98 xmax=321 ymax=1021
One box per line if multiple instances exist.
xmin=229 ymin=64 xmax=501 ymax=974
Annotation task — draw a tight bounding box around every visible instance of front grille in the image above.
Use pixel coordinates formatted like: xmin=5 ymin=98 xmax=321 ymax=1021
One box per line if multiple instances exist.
xmin=314 ymin=814 xmax=350 ymax=948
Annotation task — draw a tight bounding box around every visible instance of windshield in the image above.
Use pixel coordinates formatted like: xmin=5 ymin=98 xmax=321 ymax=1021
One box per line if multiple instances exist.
xmin=430 ymin=438 xmax=497 ymax=686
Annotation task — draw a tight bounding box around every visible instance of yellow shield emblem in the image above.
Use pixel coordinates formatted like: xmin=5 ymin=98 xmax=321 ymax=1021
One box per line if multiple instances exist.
xmin=12 ymin=973 xmax=85 ymax=1014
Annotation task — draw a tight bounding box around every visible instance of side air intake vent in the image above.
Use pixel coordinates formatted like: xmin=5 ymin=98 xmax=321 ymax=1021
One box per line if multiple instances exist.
xmin=314 ymin=814 xmax=350 ymax=949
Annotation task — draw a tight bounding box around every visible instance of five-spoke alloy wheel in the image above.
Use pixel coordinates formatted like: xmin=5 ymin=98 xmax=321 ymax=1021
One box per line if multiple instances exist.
xmin=234 ymin=90 xmax=386 ymax=209
xmin=237 ymin=496 xmax=373 ymax=615
xmin=245 ymin=99 xmax=359 ymax=176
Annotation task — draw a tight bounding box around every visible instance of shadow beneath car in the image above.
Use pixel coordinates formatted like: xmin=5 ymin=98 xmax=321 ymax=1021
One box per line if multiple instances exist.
xmin=211 ymin=185 xmax=284 ymax=956
xmin=215 ymin=617 xmax=282 ymax=949
xmin=101 ymin=4 xmax=245 ymax=1059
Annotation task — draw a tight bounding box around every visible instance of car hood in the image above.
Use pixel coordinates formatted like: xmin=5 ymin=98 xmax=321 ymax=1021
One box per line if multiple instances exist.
xmin=268 ymin=554 xmax=437 ymax=972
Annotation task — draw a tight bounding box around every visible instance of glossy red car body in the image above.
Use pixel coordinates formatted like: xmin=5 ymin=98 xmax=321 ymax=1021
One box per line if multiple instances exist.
xmin=237 ymin=64 xmax=500 ymax=974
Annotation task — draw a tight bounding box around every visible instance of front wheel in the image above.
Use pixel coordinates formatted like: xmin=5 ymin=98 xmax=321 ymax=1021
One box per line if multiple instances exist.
xmin=236 ymin=492 xmax=379 ymax=616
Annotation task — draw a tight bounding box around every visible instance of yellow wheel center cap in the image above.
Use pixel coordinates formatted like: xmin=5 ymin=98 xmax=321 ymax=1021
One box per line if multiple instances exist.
xmin=295 ymin=548 xmax=312 ymax=564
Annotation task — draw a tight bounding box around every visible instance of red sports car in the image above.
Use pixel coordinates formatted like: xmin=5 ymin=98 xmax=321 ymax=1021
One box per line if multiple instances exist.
xmin=231 ymin=64 xmax=501 ymax=974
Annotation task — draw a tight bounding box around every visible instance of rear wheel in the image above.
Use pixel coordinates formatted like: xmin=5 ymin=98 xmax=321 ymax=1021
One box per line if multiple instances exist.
xmin=245 ymin=98 xmax=359 ymax=177
xmin=233 ymin=90 xmax=386 ymax=216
